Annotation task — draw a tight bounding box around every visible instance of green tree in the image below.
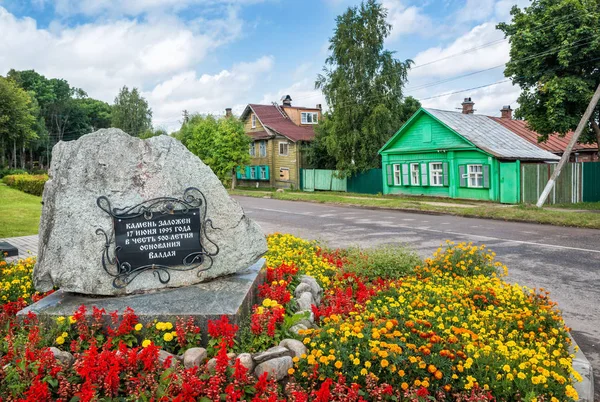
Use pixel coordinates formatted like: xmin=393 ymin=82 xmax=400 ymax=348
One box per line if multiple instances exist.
xmin=112 ymin=86 xmax=153 ymax=136
xmin=0 ymin=77 xmax=37 ymax=168
xmin=498 ymin=0 xmax=600 ymax=155
xmin=139 ymin=127 xmax=168 ymax=139
xmin=180 ymin=114 xmax=250 ymax=187
xmin=315 ymin=0 xmax=417 ymax=175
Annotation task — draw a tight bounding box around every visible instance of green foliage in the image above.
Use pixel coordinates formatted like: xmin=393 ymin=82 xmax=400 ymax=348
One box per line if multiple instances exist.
xmin=314 ymin=0 xmax=420 ymax=175
xmin=111 ymin=86 xmax=153 ymax=136
xmin=498 ymin=0 xmax=600 ymax=151
xmin=5 ymin=69 xmax=112 ymax=171
xmin=2 ymin=173 xmax=48 ymax=196
xmin=342 ymin=244 xmax=422 ymax=280
xmin=179 ymin=114 xmax=250 ymax=184
xmin=0 ymin=76 xmax=38 ymax=150
xmin=0 ymin=168 xmax=27 ymax=178
xmin=139 ymin=128 xmax=168 ymax=139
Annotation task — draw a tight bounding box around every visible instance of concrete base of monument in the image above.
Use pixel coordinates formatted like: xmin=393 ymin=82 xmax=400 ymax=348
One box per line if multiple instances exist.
xmin=18 ymin=258 xmax=265 ymax=345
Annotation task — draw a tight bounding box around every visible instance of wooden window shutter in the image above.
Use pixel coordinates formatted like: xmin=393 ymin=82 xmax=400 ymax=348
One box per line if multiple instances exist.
xmin=483 ymin=165 xmax=490 ymax=188
xmin=459 ymin=165 xmax=467 ymax=187
xmin=420 ymin=162 xmax=429 ymax=186
xmin=442 ymin=162 xmax=449 ymax=186
xmin=402 ymin=164 xmax=410 ymax=186
xmin=386 ymin=164 xmax=393 ymax=186
xmin=264 ymin=165 xmax=270 ymax=180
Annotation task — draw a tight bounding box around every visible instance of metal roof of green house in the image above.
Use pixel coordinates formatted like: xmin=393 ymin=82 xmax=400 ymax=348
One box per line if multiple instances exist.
xmin=425 ymin=108 xmax=560 ymax=161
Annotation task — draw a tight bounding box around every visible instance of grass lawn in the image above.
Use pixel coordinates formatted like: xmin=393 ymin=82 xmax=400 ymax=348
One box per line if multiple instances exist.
xmin=231 ymin=188 xmax=600 ymax=229
xmin=0 ymin=185 xmax=42 ymax=238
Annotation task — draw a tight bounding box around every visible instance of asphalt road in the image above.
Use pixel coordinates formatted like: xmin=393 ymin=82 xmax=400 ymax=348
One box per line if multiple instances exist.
xmin=234 ymin=195 xmax=600 ymax=399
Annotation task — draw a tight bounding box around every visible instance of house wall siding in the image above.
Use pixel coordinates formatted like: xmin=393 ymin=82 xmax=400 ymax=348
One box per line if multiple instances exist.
xmin=282 ymin=107 xmax=320 ymax=127
xmin=385 ymin=114 xmax=472 ymax=152
xmin=244 ymin=112 xmax=266 ymax=133
xmin=381 ymin=112 xmax=500 ymax=202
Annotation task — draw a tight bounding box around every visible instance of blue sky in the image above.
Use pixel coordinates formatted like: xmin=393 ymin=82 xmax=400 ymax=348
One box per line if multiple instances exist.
xmin=0 ymin=0 xmax=529 ymax=131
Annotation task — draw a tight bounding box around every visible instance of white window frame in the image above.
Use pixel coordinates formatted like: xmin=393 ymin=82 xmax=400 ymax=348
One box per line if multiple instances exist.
xmin=249 ymin=142 xmax=255 ymax=157
xmin=301 ymin=112 xmax=319 ymax=124
xmin=251 ymin=114 xmax=256 ymax=128
xmin=429 ymin=162 xmax=443 ymax=187
xmin=260 ymin=166 xmax=267 ymax=180
xmin=259 ymin=140 xmax=267 ymax=157
xmin=393 ymin=164 xmax=401 ymax=185
xmin=249 ymin=166 xmax=256 ymax=179
xmin=410 ymin=163 xmax=420 ymax=186
xmin=279 ymin=141 xmax=289 ymax=156
xmin=467 ymin=164 xmax=483 ymax=188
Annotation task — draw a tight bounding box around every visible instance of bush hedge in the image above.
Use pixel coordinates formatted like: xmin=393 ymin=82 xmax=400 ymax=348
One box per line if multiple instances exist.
xmin=0 ymin=168 xmax=27 ymax=178
xmin=2 ymin=173 xmax=48 ymax=196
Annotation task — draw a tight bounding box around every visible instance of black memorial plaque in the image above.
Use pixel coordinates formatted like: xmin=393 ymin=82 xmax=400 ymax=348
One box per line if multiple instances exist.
xmin=113 ymin=208 xmax=202 ymax=269
xmin=96 ymin=187 xmax=219 ymax=288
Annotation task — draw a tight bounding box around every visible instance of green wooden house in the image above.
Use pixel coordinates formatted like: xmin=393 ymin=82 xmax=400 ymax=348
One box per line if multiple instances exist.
xmin=379 ymin=106 xmax=560 ymax=203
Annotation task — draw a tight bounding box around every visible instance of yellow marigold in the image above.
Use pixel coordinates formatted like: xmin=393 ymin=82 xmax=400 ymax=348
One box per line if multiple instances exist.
xmin=135 ymin=323 xmax=143 ymax=331
xmin=55 ymin=336 xmax=65 ymax=345
xmin=163 ymin=333 xmax=174 ymax=342
xmin=142 ymin=339 xmax=152 ymax=348
xmin=335 ymin=361 xmax=343 ymax=369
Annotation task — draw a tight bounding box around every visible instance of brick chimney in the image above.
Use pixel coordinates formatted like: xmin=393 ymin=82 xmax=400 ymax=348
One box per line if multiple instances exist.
xmin=281 ymin=95 xmax=292 ymax=107
xmin=461 ymin=97 xmax=475 ymax=114
xmin=500 ymin=105 xmax=512 ymax=119
xmin=225 ymin=108 xmax=232 ymax=117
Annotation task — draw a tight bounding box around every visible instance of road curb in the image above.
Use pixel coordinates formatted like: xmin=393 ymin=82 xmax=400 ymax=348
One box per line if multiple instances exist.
xmin=571 ymin=334 xmax=595 ymax=402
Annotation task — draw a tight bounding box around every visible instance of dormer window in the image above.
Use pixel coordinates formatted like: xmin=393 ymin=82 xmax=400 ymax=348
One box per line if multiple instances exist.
xmin=251 ymin=114 xmax=256 ymax=128
xmin=301 ymin=112 xmax=318 ymax=124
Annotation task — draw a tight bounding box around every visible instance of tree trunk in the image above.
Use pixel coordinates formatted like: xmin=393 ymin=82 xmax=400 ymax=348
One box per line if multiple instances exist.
xmin=12 ymin=139 xmax=17 ymax=169
xmin=231 ymin=168 xmax=237 ymax=191
xmin=0 ymin=138 xmax=5 ymax=167
xmin=20 ymin=143 xmax=25 ymax=170
xmin=591 ymin=118 xmax=600 ymax=159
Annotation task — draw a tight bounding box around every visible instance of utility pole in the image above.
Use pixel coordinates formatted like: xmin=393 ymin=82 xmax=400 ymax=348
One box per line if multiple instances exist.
xmin=536 ymin=82 xmax=600 ymax=207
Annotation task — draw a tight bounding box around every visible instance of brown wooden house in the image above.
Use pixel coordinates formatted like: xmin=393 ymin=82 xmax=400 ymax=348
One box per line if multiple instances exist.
xmin=237 ymin=95 xmax=319 ymax=189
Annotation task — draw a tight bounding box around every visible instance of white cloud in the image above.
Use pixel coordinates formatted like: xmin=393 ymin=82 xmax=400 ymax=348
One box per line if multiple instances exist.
xmin=454 ymin=0 xmax=496 ymax=23
xmin=0 ymin=5 xmax=250 ymax=131
xmin=420 ymin=79 xmax=520 ymax=117
xmin=384 ymin=0 xmax=433 ymax=39
xmin=259 ymin=78 xmax=326 ymax=112
xmin=408 ymin=22 xmax=509 ymax=79
xmin=145 ymin=56 xmax=275 ymax=131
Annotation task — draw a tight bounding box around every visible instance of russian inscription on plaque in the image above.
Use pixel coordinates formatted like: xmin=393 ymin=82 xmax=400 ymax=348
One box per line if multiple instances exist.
xmin=96 ymin=187 xmax=219 ymax=289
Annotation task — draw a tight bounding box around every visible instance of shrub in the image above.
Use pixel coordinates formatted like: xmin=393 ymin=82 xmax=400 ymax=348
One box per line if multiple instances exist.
xmin=0 ymin=167 xmax=27 ymax=178
xmin=2 ymin=173 xmax=48 ymax=196
xmin=342 ymin=244 xmax=422 ymax=280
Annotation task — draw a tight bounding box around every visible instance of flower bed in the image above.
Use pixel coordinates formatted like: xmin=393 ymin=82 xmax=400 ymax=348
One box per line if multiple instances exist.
xmin=0 ymin=235 xmax=582 ymax=401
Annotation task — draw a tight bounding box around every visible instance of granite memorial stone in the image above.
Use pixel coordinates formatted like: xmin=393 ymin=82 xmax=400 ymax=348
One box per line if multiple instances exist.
xmin=33 ymin=128 xmax=267 ymax=296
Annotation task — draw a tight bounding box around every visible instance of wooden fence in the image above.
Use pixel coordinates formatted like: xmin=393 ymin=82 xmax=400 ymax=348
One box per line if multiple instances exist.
xmin=301 ymin=169 xmax=383 ymax=194
xmin=521 ymin=163 xmax=583 ymax=204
